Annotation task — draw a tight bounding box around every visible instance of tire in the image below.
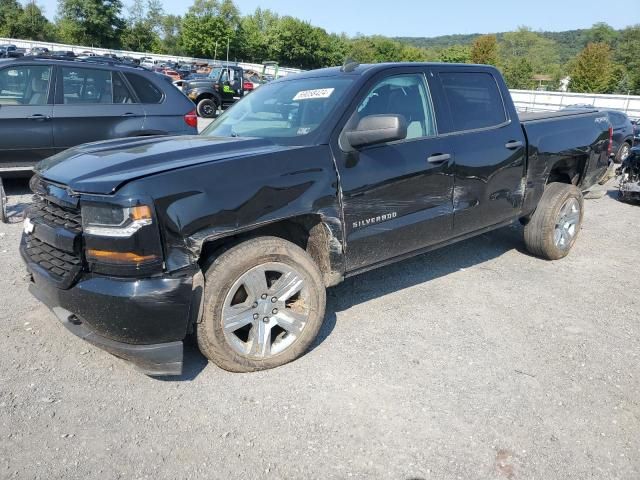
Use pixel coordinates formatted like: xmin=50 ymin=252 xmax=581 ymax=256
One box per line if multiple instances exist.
xmin=615 ymin=142 xmax=631 ymax=164
xmin=197 ymin=236 xmax=326 ymax=372
xmin=196 ymin=98 xmax=218 ymax=118
xmin=524 ymin=182 xmax=584 ymax=260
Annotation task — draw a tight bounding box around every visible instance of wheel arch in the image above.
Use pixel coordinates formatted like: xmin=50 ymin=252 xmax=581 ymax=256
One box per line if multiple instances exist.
xmin=195 ymin=214 xmax=344 ymax=287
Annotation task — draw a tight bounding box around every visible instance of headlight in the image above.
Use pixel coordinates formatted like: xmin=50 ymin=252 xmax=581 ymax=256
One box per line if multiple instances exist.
xmin=81 ymin=201 xmax=163 ymax=275
xmin=82 ymin=204 xmax=152 ymax=237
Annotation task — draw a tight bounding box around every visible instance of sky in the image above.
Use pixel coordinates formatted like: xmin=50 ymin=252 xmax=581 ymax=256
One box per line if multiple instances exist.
xmin=36 ymin=0 xmax=638 ymax=38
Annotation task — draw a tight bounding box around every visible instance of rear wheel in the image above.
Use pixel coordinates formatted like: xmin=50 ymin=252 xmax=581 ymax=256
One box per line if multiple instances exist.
xmin=524 ymin=182 xmax=584 ymax=260
xmin=197 ymin=236 xmax=326 ymax=372
xmin=616 ymin=142 xmax=631 ymax=164
xmin=196 ymin=98 xmax=218 ymax=118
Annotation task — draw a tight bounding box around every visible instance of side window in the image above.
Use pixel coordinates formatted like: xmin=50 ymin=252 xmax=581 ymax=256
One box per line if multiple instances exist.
xmin=355 ymin=74 xmax=436 ymax=140
xmin=439 ymin=72 xmax=507 ymax=132
xmin=112 ymin=73 xmax=135 ymax=104
xmin=62 ymin=67 xmax=112 ymax=104
xmin=123 ymin=73 xmax=163 ymax=103
xmin=0 ymin=65 xmax=51 ymax=106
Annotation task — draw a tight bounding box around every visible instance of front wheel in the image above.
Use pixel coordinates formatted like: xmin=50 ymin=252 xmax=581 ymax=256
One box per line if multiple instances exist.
xmin=197 ymin=236 xmax=327 ymax=372
xmin=524 ymin=182 xmax=584 ymax=260
xmin=196 ymin=98 xmax=218 ymax=118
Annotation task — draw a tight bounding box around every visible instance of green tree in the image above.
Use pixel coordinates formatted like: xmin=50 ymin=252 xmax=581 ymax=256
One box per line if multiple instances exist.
xmin=56 ymin=0 xmax=125 ymax=48
xmin=569 ymin=43 xmax=615 ymax=93
xmin=0 ymin=0 xmax=25 ymax=38
xmin=500 ymin=27 xmax=560 ymax=75
xmin=239 ymin=8 xmax=279 ymax=62
xmin=267 ymin=16 xmax=325 ymax=69
xmin=614 ymin=25 xmax=640 ymax=94
xmin=181 ymin=0 xmax=241 ymax=59
xmin=502 ymin=57 xmax=535 ymax=89
xmin=156 ymin=14 xmax=183 ymax=55
xmin=586 ymin=22 xmax=617 ymax=45
xmin=120 ymin=0 xmax=163 ymax=52
xmin=439 ymin=44 xmax=470 ymax=63
xmin=470 ymin=35 xmax=498 ymax=65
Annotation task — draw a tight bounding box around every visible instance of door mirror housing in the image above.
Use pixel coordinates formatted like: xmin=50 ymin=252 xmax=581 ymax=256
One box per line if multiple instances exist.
xmin=345 ymin=114 xmax=408 ymax=149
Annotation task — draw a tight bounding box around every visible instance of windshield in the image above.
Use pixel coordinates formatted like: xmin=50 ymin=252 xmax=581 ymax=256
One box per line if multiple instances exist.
xmin=201 ymin=76 xmax=355 ymax=145
xmin=208 ymin=67 xmax=222 ymax=79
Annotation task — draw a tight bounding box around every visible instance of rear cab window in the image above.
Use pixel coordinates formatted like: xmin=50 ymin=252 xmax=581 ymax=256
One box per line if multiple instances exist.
xmin=437 ymin=71 xmax=507 ymax=133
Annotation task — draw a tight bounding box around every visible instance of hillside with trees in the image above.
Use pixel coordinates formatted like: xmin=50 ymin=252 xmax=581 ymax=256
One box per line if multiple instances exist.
xmin=1 ymin=0 xmax=639 ymax=94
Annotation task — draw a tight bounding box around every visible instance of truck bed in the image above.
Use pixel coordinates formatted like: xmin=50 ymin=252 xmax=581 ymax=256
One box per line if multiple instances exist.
xmin=518 ymin=109 xmax=599 ymax=123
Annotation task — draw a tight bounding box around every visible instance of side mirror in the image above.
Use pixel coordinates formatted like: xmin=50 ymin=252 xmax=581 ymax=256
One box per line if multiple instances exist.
xmin=345 ymin=114 xmax=408 ymax=149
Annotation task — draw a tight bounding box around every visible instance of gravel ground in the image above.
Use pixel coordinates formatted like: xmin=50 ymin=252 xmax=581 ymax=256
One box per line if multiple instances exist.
xmin=0 ymin=177 xmax=639 ymax=480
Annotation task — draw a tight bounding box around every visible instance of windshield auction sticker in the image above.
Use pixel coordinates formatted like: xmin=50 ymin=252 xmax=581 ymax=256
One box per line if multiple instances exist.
xmin=293 ymin=88 xmax=335 ymax=101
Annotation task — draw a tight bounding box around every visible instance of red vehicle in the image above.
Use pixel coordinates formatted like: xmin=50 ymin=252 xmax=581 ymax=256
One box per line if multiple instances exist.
xmin=162 ymin=68 xmax=181 ymax=82
xmin=243 ymin=80 xmax=254 ymax=92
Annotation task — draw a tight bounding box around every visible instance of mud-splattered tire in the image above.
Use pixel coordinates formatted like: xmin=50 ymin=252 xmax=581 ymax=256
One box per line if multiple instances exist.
xmin=524 ymin=182 xmax=584 ymax=260
xmin=197 ymin=236 xmax=326 ymax=372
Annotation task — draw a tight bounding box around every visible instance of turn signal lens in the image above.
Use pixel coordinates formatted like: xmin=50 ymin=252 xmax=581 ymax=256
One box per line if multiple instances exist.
xmin=86 ymin=249 xmax=158 ymax=265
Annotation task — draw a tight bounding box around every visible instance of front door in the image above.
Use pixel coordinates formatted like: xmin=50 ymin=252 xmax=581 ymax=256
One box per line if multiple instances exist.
xmin=0 ymin=64 xmax=54 ymax=168
xmin=52 ymin=66 xmax=144 ymax=152
xmin=334 ymin=70 xmax=455 ymax=272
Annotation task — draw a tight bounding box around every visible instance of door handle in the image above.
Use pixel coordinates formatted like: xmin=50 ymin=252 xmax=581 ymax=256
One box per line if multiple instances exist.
xmin=121 ymin=112 xmax=136 ymax=117
xmin=27 ymin=114 xmax=50 ymax=121
xmin=427 ymin=153 xmax=451 ymax=164
xmin=505 ymin=140 xmax=523 ymax=150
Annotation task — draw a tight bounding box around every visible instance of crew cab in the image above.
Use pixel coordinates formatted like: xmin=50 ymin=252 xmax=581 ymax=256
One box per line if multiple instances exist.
xmin=21 ymin=63 xmax=610 ymax=375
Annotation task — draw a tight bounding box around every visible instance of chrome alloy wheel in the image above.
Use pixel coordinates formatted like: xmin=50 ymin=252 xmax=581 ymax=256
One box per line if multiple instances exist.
xmin=222 ymin=262 xmax=310 ymax=359
xmin=554 ymin=197 xmax=581 ymax=249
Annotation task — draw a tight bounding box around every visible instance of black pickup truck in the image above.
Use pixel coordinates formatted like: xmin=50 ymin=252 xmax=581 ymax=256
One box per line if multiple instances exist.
xmin=21 ymin=63 xmax=610 ymax=375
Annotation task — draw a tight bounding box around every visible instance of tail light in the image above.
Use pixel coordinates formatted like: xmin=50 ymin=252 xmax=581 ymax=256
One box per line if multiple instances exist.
xmin=608 ymin=126 xmax=613 ymax=157
xmin=184 ymin=109 xmax=198 ymax=128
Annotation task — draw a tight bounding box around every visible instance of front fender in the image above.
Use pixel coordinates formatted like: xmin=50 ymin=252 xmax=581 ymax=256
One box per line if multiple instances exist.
xmin=117 ymin=145 xmax=345 ymax=277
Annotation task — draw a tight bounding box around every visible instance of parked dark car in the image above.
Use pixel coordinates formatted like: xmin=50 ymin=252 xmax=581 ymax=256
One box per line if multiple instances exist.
xmin=20 ymin=63 xmax=611 ymax=376
xmin=631 ymin=119 xmax=639 ymax=145
xmin=606 ymin=110 xmax=635 ymax=162
xmin=50 ymin=51 xmax=76 ymax=58
xmin=0 ymin=56 xmax=198 ymax=173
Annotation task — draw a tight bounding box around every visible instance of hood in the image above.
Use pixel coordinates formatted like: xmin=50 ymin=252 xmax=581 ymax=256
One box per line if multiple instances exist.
xmin=35 ymin=135 xmax=293 ymax=195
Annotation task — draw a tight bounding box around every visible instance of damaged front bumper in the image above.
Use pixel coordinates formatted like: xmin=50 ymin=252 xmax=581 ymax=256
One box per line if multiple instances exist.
xmin=22 ymin=243 xmax=203 ymax=376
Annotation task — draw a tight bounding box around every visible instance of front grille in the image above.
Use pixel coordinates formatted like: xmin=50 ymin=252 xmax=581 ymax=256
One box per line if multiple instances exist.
xmin=29 ymin=195 xmax=82 ymax=233
xmin=24 ymin=236 xmax=82 ymax=280
xmin=23 ymin=193 xmax=83 ymax=288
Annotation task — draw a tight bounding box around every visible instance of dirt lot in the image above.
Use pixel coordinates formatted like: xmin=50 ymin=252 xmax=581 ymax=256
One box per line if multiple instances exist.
xmin=0 ymin=178 xmax=639 ymax=480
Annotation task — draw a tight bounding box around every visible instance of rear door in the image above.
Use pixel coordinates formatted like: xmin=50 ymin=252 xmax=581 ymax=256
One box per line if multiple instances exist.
xmin=430 ymin=67 xmax=527 ymax=235
xmin=334 ymin=68 xmax=455 ymax=271
xmin=0 ymin=63 xmax=54 ymax=168
xmin=52 ymin=66 xmax=144 ymax=152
